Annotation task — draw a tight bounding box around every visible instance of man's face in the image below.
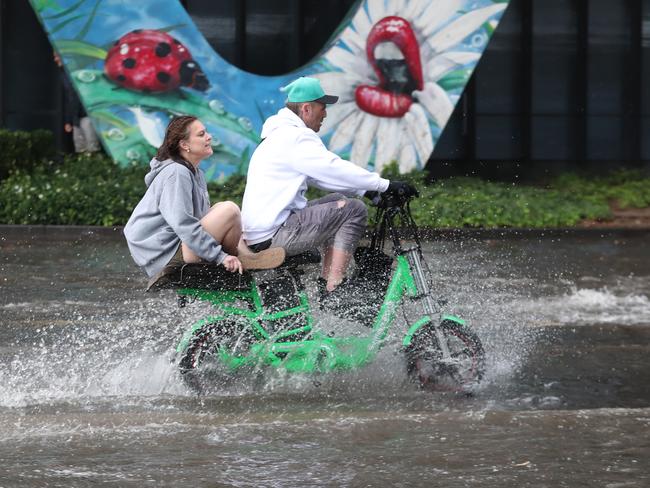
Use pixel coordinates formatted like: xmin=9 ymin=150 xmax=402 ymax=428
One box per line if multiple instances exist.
xmin=302 ymin=102 xmax=327 ymax=132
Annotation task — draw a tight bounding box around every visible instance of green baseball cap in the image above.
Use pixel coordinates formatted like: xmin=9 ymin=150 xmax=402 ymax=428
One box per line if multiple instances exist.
xmin=280 ymin=77 xmax=338 ymax=104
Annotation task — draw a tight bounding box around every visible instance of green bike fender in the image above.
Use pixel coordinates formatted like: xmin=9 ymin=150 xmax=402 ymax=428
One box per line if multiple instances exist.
xmin=402 ymin=314 xmax=466 ymax=348
xmin=442 ymin=314 xmax=466 ymax=327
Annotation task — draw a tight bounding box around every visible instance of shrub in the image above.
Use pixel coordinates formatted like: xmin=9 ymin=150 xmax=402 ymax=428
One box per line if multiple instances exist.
xmin=0 ymin=154 xmax=648 ymax=228
xmin=0 ymin=153 xmax=146 ymax=225
xmin=0 ymin=129 xmax=55 ymax=180
xmin=550 ymin=170 xmax=650 ymax=209
xmin=379 ymin=162 xmax=617 ymax=228
xmin=207 ymin=173 xmax=246 ymax=207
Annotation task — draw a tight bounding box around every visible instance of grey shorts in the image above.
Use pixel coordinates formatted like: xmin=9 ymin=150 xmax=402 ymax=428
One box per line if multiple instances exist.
xmin=270 ymin=193 xmax=367 ymax=256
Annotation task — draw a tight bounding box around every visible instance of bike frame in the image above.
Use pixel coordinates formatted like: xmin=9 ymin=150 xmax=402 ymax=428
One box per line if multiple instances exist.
xmin=175 ymin=246 xmax=463 ymax=374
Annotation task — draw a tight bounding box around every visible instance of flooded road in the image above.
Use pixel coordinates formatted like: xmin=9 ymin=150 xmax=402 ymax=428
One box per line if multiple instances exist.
xmin=1 ymin=226 xmax=649 ymax=487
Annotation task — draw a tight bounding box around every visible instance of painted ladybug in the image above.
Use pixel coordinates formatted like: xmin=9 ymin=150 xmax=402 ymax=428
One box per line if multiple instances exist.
xmin=104 ymin=29 xmax=209 ymax=93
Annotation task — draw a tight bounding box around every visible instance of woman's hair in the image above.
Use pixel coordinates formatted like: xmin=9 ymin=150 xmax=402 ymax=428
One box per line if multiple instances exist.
xmin=156 ymin=115 xmax=198 ymax=170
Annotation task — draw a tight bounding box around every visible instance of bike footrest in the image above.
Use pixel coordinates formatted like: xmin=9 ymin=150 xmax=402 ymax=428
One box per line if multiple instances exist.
xmin=280 ymin=250 xmax=321 ymax=268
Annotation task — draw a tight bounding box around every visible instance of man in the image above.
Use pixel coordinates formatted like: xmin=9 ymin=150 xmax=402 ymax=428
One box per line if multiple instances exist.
xmin=54 ymin=50 xmax=100 ymax=153
xmin=241 ymin=76 xmax=415 ymax=302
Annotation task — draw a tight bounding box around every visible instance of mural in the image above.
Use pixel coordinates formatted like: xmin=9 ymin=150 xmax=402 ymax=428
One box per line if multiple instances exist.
xmin=30 ymin=0 xmax=509 ymax=180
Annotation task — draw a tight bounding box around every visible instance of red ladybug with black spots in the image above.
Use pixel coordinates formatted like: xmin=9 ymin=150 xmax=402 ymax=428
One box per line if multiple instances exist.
xmin=104 ymin=29 xmax=209 ymax=94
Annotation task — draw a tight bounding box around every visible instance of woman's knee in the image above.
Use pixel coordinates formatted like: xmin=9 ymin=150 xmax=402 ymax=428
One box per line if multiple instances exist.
xmin=212 ymin=200 xmax=240 ymax=216
xmin=209 ymin=201 xmax=241 ymax=224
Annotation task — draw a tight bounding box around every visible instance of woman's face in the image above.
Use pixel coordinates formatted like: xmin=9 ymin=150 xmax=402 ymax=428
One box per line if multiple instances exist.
xmin=181 ymin=120 xmax=213 ymax=162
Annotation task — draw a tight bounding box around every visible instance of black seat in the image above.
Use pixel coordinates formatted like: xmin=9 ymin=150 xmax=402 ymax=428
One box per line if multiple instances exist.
xmin=146 ymin=250 xmax=321 ymax=292
xmin=147 ymin=263 xmax=253 ymax=291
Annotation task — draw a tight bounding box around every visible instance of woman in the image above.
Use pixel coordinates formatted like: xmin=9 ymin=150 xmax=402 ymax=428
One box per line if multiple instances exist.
xmin=124 ymin=115 xmax=284 ymax=281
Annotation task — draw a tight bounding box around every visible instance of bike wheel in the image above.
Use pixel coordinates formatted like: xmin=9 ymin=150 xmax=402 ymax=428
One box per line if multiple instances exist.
xmin=405 ymin=319 xmax=485 ymax=393
xmin=178 ymin=319 xmax=253 ymax=393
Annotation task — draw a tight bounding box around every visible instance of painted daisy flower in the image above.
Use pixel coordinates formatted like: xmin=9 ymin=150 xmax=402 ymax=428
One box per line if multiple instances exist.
xmin=315 ymin=0 xmax=507 ymax=173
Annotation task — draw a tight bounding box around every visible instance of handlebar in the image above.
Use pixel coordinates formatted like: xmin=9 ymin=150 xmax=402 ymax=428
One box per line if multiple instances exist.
xmin=366 ymin=187 xmax=421 ymax=253
xmin=365 ymin=184 xmax=418 ymax=210
xmin=374 ymin=191 xmax=416 ymax=209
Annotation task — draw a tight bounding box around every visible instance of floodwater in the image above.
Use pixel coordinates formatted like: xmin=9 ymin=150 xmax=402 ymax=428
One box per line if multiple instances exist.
xmin=1 ymin=226 xmax=649 ymax=487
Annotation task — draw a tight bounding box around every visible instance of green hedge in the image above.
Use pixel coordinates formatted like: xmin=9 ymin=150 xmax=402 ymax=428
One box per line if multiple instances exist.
xmin=378 ymin=163 xmax=650 ymax=228
xmin=0 ymin=129 xmax=55 ymax=180
xmin=0 ymin=153 xmax=146 ymax=226
xmin=0 ymin=150 xmax=649 ymax=227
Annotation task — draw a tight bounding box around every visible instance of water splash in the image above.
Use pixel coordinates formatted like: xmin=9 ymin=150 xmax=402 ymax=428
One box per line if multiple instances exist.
xmin=513 ymin=285 xmax=650 ymax=326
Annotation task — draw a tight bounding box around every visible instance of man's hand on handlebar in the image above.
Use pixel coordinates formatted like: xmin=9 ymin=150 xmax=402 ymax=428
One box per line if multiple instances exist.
xmin=364 ymin=180 xmax=418 ymax=208
xmin=363 ymin=190 xmax=381 ymax=206
xmin=385 ymin=180 xmax=419 ymax=198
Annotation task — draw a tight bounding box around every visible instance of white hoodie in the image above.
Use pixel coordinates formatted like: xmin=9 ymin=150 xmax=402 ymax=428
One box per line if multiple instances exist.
xmin=242 ymin=108 xmax=389 ymax=244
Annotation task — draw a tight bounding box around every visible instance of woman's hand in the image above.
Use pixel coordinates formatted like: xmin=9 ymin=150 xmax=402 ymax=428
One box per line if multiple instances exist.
xmin=221 ymin=255 xmax=243 ymax=274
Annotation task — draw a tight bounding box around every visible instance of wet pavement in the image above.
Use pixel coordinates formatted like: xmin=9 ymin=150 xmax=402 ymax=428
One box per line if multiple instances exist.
xmin=1 ymin=226 xmax=649 ymax=487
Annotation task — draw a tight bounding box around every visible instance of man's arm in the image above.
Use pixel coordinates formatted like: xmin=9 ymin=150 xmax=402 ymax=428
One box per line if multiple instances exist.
xmin=294 ymin=130 xmax=389 ymax=193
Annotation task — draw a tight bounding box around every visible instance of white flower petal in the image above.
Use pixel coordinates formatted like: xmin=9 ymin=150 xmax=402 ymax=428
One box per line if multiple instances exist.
xmin=130 ymin=106 xmax=164 ymax=148
xmin=387 ymin=0 xmax=406 ymax=15
xmin=374 ymin=117 xmax=403 ymax=172
xmin=329 ymin=110 xmax=362 ymax=152
xmin=351 ymin=113 xmax=380 ymax=168
xmin=313 ymin=72 xmax=360 ymax=101
xmin=404 ymin=103 xmax=433 ymax=163
xmin=415 ymin=0 xmax=463 ymax=37
xmin=320 ymin=101 xmax=358 ymax=135
xmin=325 ymin=46 xmax=374 ymax=80
xmin=413 ymin=82 xmax=454 ymax=128
xmin=425 ymin=51 xmax=480 ymax=82
xmin=402 ymin=0 xmax=428 ymax=21
xmin=425 ymin=54 xmax=457 ymax=82
xmin=440 ymin=51 xmax=481 ymax=65
xmin=398 ymin=139 xmax=418 ymax=173
xmin=366 ymin=0 xmax=387 ymax=25
xmin=427 ymin=3 xmax=507 ymax=54
xmin=351 ymin=3 xmax=373 ymax=35
xmin=339 ymin=26 xmax=367 ymax=54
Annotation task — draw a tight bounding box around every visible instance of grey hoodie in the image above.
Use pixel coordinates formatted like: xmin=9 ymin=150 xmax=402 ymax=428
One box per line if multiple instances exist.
xmin=124 ymin=158 xmax=227 ymax=277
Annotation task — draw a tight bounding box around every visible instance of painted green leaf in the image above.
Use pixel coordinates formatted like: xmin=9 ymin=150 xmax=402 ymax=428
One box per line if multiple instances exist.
xmin=438 ymin=68 xmax=472 ymax=91
xmin=74 ymin=70 xmax=260 ymax=143
xmin=50 ymin=13 xmax=86 ymax=34
xmin=31 ymin=0 xmax=62 ymax=13
xmin=75 ymin=0 xmax=103 ymax=41
xmin=41 ymin=0 xmax=85 ymax=19
xmin=89 ymin=109 xmax=132 ymax=131
xmin=57 ymin=39 xmax=107 ymax=59
xmin=157 ymin=24 xmax=188 ymax=33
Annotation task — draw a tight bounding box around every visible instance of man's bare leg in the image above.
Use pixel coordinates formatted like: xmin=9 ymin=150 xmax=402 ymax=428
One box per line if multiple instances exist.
xmin=322 ymin=246 xmax=352 ymax=292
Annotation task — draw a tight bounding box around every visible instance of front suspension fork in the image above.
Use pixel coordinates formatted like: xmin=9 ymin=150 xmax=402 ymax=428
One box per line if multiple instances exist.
xmin=405 ymin=248 xmax=452 ymax=360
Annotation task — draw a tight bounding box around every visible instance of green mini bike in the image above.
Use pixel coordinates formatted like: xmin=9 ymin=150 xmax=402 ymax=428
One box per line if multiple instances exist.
xmin=165 ymin=193 xmax=485 ymax=393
